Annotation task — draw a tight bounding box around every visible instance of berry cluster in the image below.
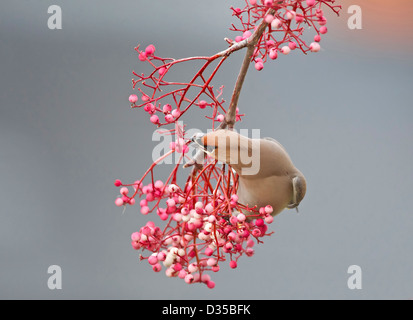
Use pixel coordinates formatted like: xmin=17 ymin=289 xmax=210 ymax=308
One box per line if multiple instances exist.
xmin=230 ymin=0 xmax=340 ymax=71
xmin=115 ymin=0 xmax=340 ymax=288
xmin=115 ymin=175 xmax=275 ymax=288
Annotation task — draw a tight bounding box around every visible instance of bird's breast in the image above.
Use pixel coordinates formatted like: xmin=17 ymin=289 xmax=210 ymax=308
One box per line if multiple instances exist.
xmin=237 ymin=174 xmax=293 ymax=216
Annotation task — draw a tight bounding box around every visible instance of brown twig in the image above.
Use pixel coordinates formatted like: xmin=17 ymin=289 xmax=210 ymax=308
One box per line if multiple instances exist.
xmin=219 ymin=8 xmax=275 ymax=130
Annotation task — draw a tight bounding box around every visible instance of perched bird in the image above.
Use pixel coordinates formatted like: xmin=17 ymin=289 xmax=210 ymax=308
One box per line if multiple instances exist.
xmin=190 ymin=129 xmax=306 ymax=216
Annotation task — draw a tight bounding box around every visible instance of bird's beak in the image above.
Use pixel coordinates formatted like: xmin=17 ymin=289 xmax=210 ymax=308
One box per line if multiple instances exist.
xmin=191 ymin=133 xmax=216 ymax=155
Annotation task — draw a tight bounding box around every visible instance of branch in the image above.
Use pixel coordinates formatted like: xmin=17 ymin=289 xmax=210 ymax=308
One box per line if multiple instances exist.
xmin=219 ymin=9 xmax=275 ymax=130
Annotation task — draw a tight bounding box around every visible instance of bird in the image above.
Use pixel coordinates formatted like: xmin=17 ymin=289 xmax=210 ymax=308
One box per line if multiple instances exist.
xmin=189 ymin=129 xmax=306 ymax=217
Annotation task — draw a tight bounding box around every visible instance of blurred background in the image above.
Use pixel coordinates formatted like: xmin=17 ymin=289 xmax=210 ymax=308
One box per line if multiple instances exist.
xmin=1 ymin=0 xmax=412 ymax=299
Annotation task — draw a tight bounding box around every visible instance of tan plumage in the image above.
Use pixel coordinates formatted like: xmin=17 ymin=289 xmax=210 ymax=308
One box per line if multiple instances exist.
xmin=194 ymin=129 xmax=306 ymax=216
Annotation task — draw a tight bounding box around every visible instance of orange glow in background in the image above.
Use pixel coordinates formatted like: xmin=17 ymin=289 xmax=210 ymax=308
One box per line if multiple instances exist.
xmin=327 ymin=0 xmax=413 ymax=58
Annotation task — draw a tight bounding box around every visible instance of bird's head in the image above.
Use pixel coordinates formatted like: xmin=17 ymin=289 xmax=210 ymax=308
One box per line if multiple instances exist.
xmin=191 ymin=130 xmax=258 ymax=174
xmin=191 ymin=132 xmax=216 ymax=155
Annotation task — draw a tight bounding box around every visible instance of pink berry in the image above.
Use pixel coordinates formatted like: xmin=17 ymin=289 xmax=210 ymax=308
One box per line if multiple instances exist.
xmin=173 ymin=263 xmax=182 ymax=272
xmin=185 ymin=274 xmax=194 ymax=284
xmin=141 ymin=226 xmax=151 ymax=236
xmin=216 ymin=114 xmax=225 ymax=122
xmin=314 ymin=35 xmax=321 ymax=42
xmin=229 ymin=260 xmax=237 ymax=269
xmin=235 ymin=36 xmax=243 ymax=43
xmin=138 ymin=52 xmax=147 ymax=61
xmin=266 ymin=40 xmax=275 ymax=48
xmin=152 ymin=263 xmax=162 ymax=272
xmin=318 ymin=16 xmax=327 ymax=26
xmin=162 ymin=104 xmax=172 ymax=113
xmin=201 ymin=273 xmax=211 ymax=283
xmin=242 ymin=31 xmax=252 ymax=39
xmin=157 ymin=252 xmax=166 ymax=261
xmin=148 ymin=255 xmax=158 ymax=265
xmin=131 ymin=241 xmax=140 ymax=250
xmin=114 ymin=179 xmax=122 ymax=187
xmin=120 ymin=187 xmax=129 ymax=195
xmin=265 ymin=205 xmax=273 ymax=215
xmin=206 ymin=280 xmax=215 ymax=289
xmin=129 ymin=198 xmax=135 ymax=205
xmin=289 ymin=41 xmax=297 ymax=50
xmin=188 ymin=263 xmax=198 ymax=273
xmin=246 ymin=248 xmax=255 ymax=257
xmin=145 ymin=44 xmax=156 ymax=56
xmin=141 ymin=206 xmax=149 ymax=215
xmin=286 ymin=11 xmax=295 ymax=20
xmin=131 ymin=232 xmax=140 ymax=242
xmin=171 ymin=109 xmax=180 ymax=118
xmin=128 ymin=94 xmax=138 ymax=104
xmin=165 ymin=114 xmax=174 ymax=123
xmin=271 ymin=19 xmax=282 ymax=29
xmin=204 ymin=247 xmax=213 ymax=256
xmin=158 ymin=67 xmax=166 ymax=76
xmin=281 ymin=46 xmax=291 ymax=55
xmin=261 ymin=224 xmax=268 ymax=234
xmin=256 ymin=218 xmax=264 ymax=227
xmin=265 ymin=215 xmax=274 ymax=224
xmin=173 ymin=213 xmax=182 ymax=222
xmin=166 ymin=198 xmax=176 ymax=207
xmin=141 ymin=94 xmax=149 ymax=102
xmin=165 ymin=268 xmax=174 ymax=277
xmin=150 ymin=114 xmax=159 ymax=124
xmin=230 ymin=216 xmax=238 ymax=225
xmin=144 ymin=103 xmax=155 ymax=113
xmin=264 ymin=0 xmax=273 ymax=7
xmin=169 ymin=141 xmax=176 ymax=150
xmin=146 ymin=193 xmax=154 ymax=202
xmin=250 ymin=0 xmax=257 ymax=5
xmin=168 ymin=184 xmax=178 ymax=193
xmin=295 ymin=14 xmax=304 ymax=23
xmin=265 ymin=14 xmax=274 ymax=24
xmin=199 ymin=100 xmax=207 ymax=109
xmin=207 ymin=258 xmax=217 ymax=267
xmin=237 ymin=213 xmax=246 ymax=222
xmin=146 ymin=221 xmax=155 ymax=228
xmin=306 ymin=0 xmax=316 ymax=7
xmin=255 ymin=62 xmax=264 ymax=71
xmin=159 ymin=212 xmax=168 ymax=220
xmin=212 ymin=265 xmax=220 ymax=272
xmin=115 ymin=198 xmax=124 ymax=207
xmin=310 ymin=42 xmax=321 ymax=52
xmin=269 ymin=49 xmax=278 ymax=60
xmin=320 ymin=26 xmax=328 ymax=34
xmin=205 ymin=204 xmax=214 ymax=213
xmin=178 ymin=269 xmax=187 ymax=279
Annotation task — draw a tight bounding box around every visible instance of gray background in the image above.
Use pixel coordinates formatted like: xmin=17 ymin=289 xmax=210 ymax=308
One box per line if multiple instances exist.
xmin=1 ymin=0 xmax=412 ymax=299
